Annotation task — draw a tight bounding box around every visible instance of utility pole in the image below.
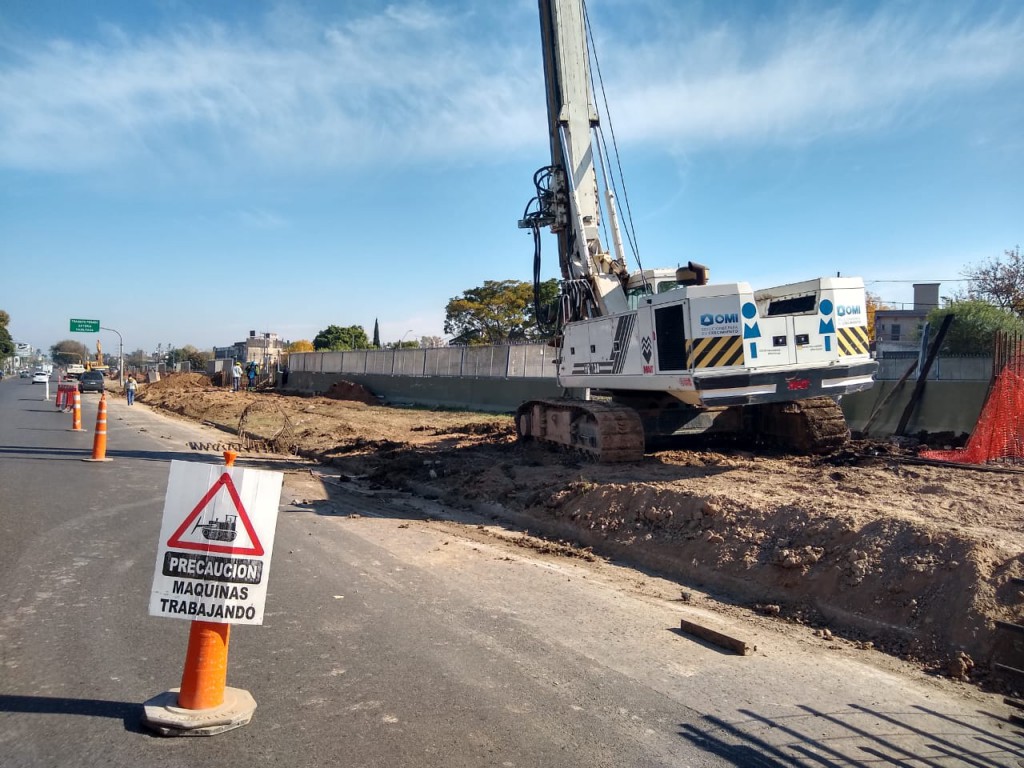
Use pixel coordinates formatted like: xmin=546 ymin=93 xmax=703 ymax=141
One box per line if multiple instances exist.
xmin=101 ymin=326 xmax=124 ymax=388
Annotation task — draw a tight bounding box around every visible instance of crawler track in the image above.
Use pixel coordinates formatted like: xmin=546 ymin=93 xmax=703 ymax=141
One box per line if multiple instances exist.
xmin=753 ymin=397 xmax=850 ymax=455
xmin=516 ymin=399 xmax=645 ymax=462
xmin=517 ymin=396 xmax=851 ymax=461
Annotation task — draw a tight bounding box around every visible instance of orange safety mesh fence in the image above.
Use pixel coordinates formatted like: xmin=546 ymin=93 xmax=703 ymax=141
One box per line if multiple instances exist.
xmin=920 ymin=335 xmax=1024 ymax=465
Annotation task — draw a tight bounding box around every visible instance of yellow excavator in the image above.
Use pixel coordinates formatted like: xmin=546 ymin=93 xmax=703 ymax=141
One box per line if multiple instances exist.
xmin=86 ymin=341 xmax=109 ymax=373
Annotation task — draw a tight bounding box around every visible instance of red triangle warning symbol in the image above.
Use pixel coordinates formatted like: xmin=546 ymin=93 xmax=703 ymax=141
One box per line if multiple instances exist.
xmin=166 ymin=472 xmax=264 ymax=556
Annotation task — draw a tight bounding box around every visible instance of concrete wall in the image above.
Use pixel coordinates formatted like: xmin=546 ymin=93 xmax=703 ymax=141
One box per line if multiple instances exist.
xmin=206 ymin=358 xmax=235 ymax=388
xmin=875 ymin=356 xmax=992 ymax=381
xmin=292 ymin=348 xmax=994 ymax=382
xmin=286 ymin=370 xmax=987 ymax=436
xmin=288 ymin=371 xmax=562 ymax=414
xmin=841 ymin=380 xmax=987 ymax=437
xmin=289 ymin=345 xmax=558 ymax=379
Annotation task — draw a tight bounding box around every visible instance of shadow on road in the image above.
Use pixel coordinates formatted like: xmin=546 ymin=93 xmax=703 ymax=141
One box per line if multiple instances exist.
xmin=0 ymin=445 xmax=215 ymax=464
xmin=106 ymin=448 xmax=223 ymax=463
xmin=0 ymin=694 xmax=145 ymax=734
xmin=677 ymin=702 xmax=1023 ymax=766
xmin=0 ymin=445 xmax=91 ymax=460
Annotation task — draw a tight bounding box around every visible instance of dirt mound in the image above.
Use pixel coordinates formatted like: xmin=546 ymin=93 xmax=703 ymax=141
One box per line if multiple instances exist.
xmin=324 ymin=380 xmax=379 ymax=405
xmin=140 ymin=372 xmax=213 ymax=393
xmin=133 ymin=384 xmax=1024 ymax=688
xmin=355 ymin=440 xmax=1024 ymax=687
xmin=413 ymin=421 xmax=511 ymax=436
xmin=520 ymin=469 xmax=1020 ymax=671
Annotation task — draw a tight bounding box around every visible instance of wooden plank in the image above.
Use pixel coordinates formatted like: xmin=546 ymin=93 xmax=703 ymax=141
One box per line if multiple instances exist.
xmin=995 ymin=620 xmax=1024 ymax=636
xmin=896 ymin=313 xmax=955 ymax=436
xmin=861 ymin=360 xmax=917 ymax=436
xmin=993 ymin=662 xmax=1024 ymax=679
xmin=874 ymin=455 xmax=1024 ymax=475
xmin=678 ymin=618 xmax=754 ymax=656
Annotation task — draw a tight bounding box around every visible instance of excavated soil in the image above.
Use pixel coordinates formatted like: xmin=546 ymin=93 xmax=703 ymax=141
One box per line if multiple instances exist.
xmin=137 ymin=374 xmax=1024 ymax=690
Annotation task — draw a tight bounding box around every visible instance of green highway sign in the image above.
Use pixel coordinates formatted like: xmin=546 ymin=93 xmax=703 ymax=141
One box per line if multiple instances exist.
xmin=70 ymin=318 xmax=100 ymax=333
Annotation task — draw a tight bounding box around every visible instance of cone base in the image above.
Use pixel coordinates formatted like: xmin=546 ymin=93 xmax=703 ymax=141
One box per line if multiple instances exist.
xmin=82 ymin=458 xmax=112 ymax=462
xmin=141 ymin=687 xmax=256 ymax=737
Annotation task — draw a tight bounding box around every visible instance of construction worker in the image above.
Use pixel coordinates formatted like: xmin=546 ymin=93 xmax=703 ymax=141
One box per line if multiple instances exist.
xmin=231 ymin=361 xmax=242 ymax=392
xmin=246 ymin=361 xmax=257 ymax=391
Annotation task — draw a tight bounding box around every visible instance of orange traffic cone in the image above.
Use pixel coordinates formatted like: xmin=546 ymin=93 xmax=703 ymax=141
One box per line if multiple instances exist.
xmin=70 ymin=391 xmax=85 ymax=432
xmin=141 ymin=449 xmax=258 ymax=735
xmin=83 ymin=393 xmax=112 ymax=462
xmin=177 ymin=450 xmax=238 ymax=710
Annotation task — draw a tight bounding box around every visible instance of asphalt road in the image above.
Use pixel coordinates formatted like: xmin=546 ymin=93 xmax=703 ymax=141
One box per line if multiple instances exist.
xmin=0 ymin=375 xmax=1022 ymax=767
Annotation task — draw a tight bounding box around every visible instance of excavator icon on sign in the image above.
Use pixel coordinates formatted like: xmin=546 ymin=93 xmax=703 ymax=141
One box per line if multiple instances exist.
xmin=191 ymin=512 xmax=238 ymax=543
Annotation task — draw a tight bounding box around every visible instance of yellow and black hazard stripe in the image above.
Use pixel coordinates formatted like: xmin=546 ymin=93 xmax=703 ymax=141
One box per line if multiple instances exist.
xmin=687 ymin=335 xmax=744 ymax=369
xmin=837 ymin=325 xmax=869 ymax=356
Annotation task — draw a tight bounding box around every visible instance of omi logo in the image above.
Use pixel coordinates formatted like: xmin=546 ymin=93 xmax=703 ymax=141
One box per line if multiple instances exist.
xmin=700 ymin=312 xmax=739 ymax=326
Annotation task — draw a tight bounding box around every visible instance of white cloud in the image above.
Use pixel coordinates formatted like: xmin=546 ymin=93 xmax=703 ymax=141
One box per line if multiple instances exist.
xmin=0 ymin=1 xmax=1020 ymax=176
xmin=605 ymin=4 xmax=1024 ymax=146
xmin=236 ymin=207 xmax=287 ymax=229
xmin=0 ymin=2 xmax=544 ymax=175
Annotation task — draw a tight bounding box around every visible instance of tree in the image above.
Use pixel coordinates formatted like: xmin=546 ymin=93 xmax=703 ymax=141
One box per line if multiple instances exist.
xmin=124 ymin=348 xmax=151 ymax=367
xmin=963 ymin=246 xmax=1024 ymax=318
xmin=0 ymin=309 xmax=13 ymax=359
xmin=313 ymin=324 xmax=370 ymax=351
xmin=865 ymin=291 xmax=889 ymax=343
xmin=287 ymin=340 xmax=314 ymax=353
xmin=50 ymin=339 xmax=90 ymax=366
xmin=175 ymin=344 xmax=212 ymax=371
xmin=372 ymin=319 xmax=381 ymax=349
xmin=530 ymin=278 xmax=560 ymax=334
xmin=444 ymin=279 xmax=558 ymax=345
xmin=926 ymin=300 xmax=1024 ymax=355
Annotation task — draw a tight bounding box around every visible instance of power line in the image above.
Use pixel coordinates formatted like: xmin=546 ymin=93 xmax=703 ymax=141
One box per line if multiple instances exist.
xmin=866 ymin=279 xmax=973 ymax=284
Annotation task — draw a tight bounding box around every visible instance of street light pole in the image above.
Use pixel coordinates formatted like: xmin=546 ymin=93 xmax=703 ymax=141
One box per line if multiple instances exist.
xmin=101 ymin=326 xmax=124 ymax=387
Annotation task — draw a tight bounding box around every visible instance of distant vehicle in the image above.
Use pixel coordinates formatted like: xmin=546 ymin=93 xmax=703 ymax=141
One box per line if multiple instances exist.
xmin=19 ymin=370 xmax=30 ymax=378
xmin=66 ymin=363 xmax=86 ymax=378
xmin=78 ymin=370 xmax=105 ymax=393
xmin=32 ymin=371 xmax=50 ymax=384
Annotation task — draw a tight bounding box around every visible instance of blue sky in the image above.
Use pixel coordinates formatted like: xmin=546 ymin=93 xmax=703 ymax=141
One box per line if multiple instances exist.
xmin=2 ymin=0 xmax=1021 ymax=357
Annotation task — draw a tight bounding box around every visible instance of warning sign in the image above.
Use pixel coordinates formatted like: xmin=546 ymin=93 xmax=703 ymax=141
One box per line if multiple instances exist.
xmin=166 ymin=473 xmax=265 ymax=556
xmin=149 ymin=461 xmax=283 ymax=626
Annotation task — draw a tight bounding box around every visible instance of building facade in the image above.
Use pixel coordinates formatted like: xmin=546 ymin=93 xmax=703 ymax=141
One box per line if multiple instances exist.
xmin=874 ymin=283 xmax=941 ymax=356
xmin=214 ymin=331 xmax=288 ymax=368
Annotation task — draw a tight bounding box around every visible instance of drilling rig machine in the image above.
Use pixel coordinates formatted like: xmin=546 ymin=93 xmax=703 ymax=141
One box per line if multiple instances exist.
xmin=516 ymin=0 xmax=877 ymax=462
